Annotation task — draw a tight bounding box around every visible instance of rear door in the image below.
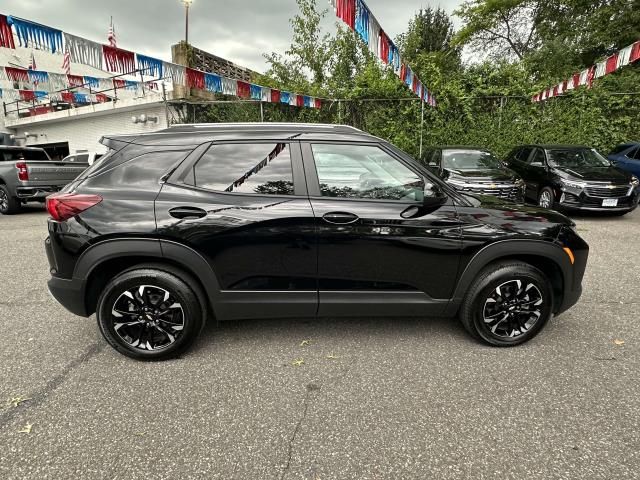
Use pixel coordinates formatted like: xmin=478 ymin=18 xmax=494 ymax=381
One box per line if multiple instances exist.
xmin=155 ymin=140 xmax=318 ymax=320
xmin=301 ymin=141 xmax=461 ymax=317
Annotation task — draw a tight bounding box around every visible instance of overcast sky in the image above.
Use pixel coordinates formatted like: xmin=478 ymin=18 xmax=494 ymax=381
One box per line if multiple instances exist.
xmin=2 ymin=0 xmax=463 ymax=72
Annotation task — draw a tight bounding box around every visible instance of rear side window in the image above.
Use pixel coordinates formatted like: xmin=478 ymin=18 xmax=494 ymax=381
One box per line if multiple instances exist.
xmin=86 ymin=150 xmax=189 ymax=189
xmin=193 ymin=143 xmax=294 ymax=195
xmin=631 ymin=147 xmax=640 ymax=160
xmin=1 ymin=149 xmax=49 ymax=161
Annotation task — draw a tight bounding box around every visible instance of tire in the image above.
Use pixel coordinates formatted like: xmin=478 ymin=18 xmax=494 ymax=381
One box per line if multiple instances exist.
xmin=537 ymin=187 xmax=554 ymax=209
xmin=96 ymin=268 xmax=204 ymax=360
xmin=0 ymin=185 xmax=21 ymax=215
xmin=459 ymin=262 xmax=554 ymax=347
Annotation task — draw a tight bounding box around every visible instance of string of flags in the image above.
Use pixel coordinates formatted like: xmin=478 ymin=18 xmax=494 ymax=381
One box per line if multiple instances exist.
xmin=329 ymin=0 xmax=437 ymax=107
xmin=0 ymin=12 xmax=323 ymax=110
xmin=532 ymin=40 xmax=640 ymax=102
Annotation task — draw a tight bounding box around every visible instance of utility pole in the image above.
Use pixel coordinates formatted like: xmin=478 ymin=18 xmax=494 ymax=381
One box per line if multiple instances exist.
xmin=182 ymin=0 xmax=193 ymax=44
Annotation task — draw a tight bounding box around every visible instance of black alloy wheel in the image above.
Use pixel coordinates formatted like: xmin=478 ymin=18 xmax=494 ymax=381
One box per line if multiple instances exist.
xmin=110 ymin=285 xmax=185 ymax=351
xmin=482 ymin=279 xmax=544 ymax=338
xmin=0 ymin=185 xmax=20 ymax=215
xmin=97 ymin=268 xmax=204 ymax=360
xmin=460 ymin=262 xmax=553 ymax=346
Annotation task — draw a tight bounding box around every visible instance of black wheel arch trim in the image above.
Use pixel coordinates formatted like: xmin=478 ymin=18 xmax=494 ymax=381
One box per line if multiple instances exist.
xmin=72 ymin=237 xmax=222 ymax=317
xmin=445 ymin=239 xmax=574 ymax=316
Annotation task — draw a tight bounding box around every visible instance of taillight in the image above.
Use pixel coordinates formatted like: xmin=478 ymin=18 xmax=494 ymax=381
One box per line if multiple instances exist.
xmin=46 ymin=193 xmax=103 ymax=221
xmin=16 ymin=161 xmax=29 ymax=181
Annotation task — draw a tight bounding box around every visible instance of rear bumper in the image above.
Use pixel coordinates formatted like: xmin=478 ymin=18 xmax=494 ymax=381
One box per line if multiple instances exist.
xmin=47 ymin=275 xmax=89 ymax=317
xmin=16 ymin=185 xmax=62 ymax=199
xmin=45 ymin=235 xmax=89 ymax=317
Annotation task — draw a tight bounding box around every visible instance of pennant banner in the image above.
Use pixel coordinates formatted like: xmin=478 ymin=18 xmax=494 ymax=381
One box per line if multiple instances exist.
xmin=7 ymin=16 xmax=63 ymax=53
xmin=0 ymin=14 xmax=14 ymax=49
xmin=102 ymin=45 xmax=136 ymax=73
xmin=330 ymin=0 xmax=436 ymax=106
xmin=64 ymin=33 xmax=103 ymax=69
xmin=533 ymin=39 xmax=640 ymax=102
xmin=137 ymin=54 xmax=163 ymax=77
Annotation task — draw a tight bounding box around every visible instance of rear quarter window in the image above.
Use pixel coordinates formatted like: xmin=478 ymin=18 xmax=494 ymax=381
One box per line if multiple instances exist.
xmin=84 ymin=150 xmax=190 ymax=190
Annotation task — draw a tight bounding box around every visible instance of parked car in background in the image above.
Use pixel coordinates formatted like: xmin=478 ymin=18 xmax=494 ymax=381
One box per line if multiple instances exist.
xmin=45 ymin=123 xmax=588 ymax=360
xmin=421 ymin=146 xmax=525 ymax=202
xmin=0 ymin=146 xmax=89 ymax=215
xmin=608 ymin=142 xmax=640 ymax=177
xmin=63 ymin=151 xmax=103 ymax=166
xmin=504 ymin=144 xmax=639 ymax=215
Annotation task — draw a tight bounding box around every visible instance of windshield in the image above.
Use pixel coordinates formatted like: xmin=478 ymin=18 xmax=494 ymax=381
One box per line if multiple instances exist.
xmin=442 ymin=150 xmax=502 ymax=171
xmin=547 ymin=149 xmax=610 ymax=168
xmin=1 ymin=149 xmax=49 ymax=161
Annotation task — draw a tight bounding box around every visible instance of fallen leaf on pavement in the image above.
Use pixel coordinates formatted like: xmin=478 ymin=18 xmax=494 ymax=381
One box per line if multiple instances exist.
xmin=300 ymin=340 xmax=311 ymax=347
xmin=18 ymin=423 xmax=32 ymax=434
xmin=9 ymin=396 xmax=31 ymax=408
xmin=613 ymin=339 xmax=625 ymax=346
xmin=326 ymin=353 xmax=339 ymax=360
xmin=292 ymin=358 xmax=305 ymax=367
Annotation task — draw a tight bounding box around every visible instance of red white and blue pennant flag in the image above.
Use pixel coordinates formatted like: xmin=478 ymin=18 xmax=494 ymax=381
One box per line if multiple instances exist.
xmin=532 ymin=40 xmax=640 ymax=102
xmin=330 ymin=0 xmax=437 ymax=107
xmin=0 ymin=12 xmax=323 ymax=110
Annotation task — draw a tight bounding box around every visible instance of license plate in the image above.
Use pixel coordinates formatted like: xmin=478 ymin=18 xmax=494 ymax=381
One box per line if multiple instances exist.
xmin=602 ymin=198 xmax=618 ymax=207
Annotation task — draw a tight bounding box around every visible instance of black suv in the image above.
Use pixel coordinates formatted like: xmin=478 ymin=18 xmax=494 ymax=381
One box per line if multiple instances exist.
xmin=505 ymin=144 xmax=640 ymax=214
xmin=421 ymin=146 xmax=525 ymax=202
xmin=45 ymin=124 xmax=588 ymax=360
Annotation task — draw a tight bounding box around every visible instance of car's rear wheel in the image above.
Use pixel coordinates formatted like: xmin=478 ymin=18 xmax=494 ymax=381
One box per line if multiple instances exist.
xmin=538 ymin=187 xmax=554 ymax=209
xmin=96 ymin=268 xmax=204 ymax=360
xmin=460 ymin=262 xmax=553 ymax=346
xmin=0 ymin=185 xmax=21 ymax=215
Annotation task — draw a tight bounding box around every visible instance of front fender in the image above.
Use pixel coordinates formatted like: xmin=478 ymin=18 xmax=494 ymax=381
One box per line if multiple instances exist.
xmin=445 ymin=239 xmax=574 ymax=316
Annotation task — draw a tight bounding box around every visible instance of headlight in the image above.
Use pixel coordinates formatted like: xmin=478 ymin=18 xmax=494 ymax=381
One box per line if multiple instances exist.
xmin=514 ymin=178 xmax=525 ymax=187
xmin=561 ymin=179 xmax=586 ymax=192
xmin=631 ymin=175 xmax=639 ymax=187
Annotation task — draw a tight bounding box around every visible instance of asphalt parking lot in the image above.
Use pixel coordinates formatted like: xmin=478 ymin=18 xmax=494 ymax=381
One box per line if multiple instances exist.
xmin=0 ymin=205 xmax=639 ymax=480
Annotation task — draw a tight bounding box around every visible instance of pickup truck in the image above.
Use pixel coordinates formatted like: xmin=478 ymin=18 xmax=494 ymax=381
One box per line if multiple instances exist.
xmin=0 ymin=146 xmax=89 ymax=214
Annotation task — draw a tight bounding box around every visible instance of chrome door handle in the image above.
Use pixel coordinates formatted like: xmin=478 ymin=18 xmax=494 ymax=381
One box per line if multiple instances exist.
xmin=322 ymin=212 xmax=359 ymax=225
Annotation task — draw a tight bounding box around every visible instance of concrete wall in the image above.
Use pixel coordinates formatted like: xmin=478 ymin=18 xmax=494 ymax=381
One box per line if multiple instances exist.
xmin=9 ymin=104 xmax=169 ymax=154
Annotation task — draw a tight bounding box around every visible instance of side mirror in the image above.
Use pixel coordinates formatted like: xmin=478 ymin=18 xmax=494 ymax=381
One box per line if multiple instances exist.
xmin=423 ymin=182 xmax=447 ymax=208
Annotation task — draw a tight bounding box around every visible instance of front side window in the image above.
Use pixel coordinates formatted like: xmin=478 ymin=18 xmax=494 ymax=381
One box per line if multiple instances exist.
xmin=547 ymin=148 xmax=610 ymax=168
xmin=194 ymin=143 xmax=294 ymax=195
xmin=312 ymin=144 xmax=424 ymax=201
xmin=442 ymin=149 xmax=501 ymax=171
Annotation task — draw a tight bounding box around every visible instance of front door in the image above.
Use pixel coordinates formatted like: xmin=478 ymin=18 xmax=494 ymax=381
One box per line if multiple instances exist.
xmin=301 ymin=142 xmax=462 ymax=317
xmin=155 ymin=141 xmax=318 ymax=320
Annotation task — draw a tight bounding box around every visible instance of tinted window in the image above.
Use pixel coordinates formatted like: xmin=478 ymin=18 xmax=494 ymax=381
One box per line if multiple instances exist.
xmin=312 ymin=144 xmax=424 ymax=201
xmin=517 ymin=147 xmax=533 ymax=163
xmin=0 ymin=149 xmax=49 ymax=161
xmin=194 ymin=143 xmax=293 ymax=195
xmin=442 ymin=149 xmax=501 ymax=170
xmin=89 ymin=150 xmax=189 ymax=188
xmin=547 ymin=148 xmax=610 ymax=168
xmin=529 ymin=149 xmax=546 ymax=166
xmin=631 ymin=147 xmax=640 ymax=160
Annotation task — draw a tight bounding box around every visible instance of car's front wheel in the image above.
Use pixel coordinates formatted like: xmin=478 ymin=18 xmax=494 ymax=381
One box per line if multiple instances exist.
xmin=538 ymin=187 xmax=555 ymax=209
xmin=96 ymin=268 xmax=204 ymax=360
xmin=460 ymin=262 xmax=553 ymax=346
